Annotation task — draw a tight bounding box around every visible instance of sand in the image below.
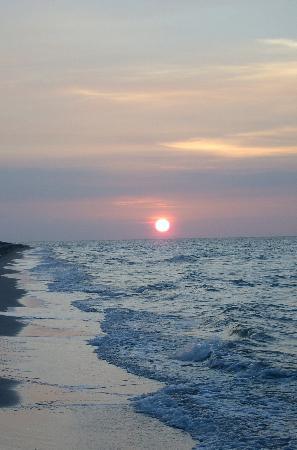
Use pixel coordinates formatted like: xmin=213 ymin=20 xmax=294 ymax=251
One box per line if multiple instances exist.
xmin=0 ymin=247 xmax=195 ymax=449
xmin=0 ymin=246 xmax=27 ymax=407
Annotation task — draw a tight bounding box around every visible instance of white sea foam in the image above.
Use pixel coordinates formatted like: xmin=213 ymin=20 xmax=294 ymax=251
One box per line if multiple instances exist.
xmin=30 ymin=238 xmax=297 ymax=449
xmin=174 ymin=342 xmax=212 ymax=362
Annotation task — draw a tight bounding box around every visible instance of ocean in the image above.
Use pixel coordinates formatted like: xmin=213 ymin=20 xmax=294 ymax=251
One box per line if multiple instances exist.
xmin=28 ymin=238 xmax=297 ymax=449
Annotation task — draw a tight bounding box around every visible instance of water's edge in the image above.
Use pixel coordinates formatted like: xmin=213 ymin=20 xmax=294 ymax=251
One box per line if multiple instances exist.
xmin=29 ymin=238 xmax=297 ymax=449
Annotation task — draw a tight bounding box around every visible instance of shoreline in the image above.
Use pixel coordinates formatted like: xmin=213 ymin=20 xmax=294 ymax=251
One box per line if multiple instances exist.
xmin=0 ymin=243 xmax=29 ymax=407
xmin=0 ymin=245 xmax=195 ymax=449
xmin=0 ymin=244 xmax=29 ymax=311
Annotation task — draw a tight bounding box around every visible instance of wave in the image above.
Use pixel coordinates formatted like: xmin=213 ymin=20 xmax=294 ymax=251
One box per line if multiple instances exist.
xmin=83 ymin=285 xmax=128 ymax=298
xmin=164 ymin=255 xmax=199 ymax=264
xmin=133 ymin=380 xmax=296 ymax=450
xmin=31 ymin=249 xmax=92 ymax=293
xmin=31 ymin=238 xmax=297 ymax=450
xmin=174 ymin=342 xmax=213 ymax=362
xmin=226 ymin=323 xmax=274 ymax=342
xmin=72 ymin=300 xmax=99 ymax=313
xmin=230 ymin=278 xmax=255 ymax=288
xmin=90 ymin=307 xmax=297 ymax=383
xmin=133 ymin=281 xmax=176 ymax=294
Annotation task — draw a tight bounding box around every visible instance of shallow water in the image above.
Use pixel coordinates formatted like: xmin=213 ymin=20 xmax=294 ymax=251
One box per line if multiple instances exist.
xmin=30 ymin=238 xmax=297 ymax=449
xmin=1 ymin=253 xmax=193 ymax=450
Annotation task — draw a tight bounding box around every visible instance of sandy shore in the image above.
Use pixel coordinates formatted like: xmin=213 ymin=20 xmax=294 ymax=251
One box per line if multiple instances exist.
xmin=0 ymin=245 xmax=28 ymax=407
xmin=0 ymin=247 xmax=195 ymax=449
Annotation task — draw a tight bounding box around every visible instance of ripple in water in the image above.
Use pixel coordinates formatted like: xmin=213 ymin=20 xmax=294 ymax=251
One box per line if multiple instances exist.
xmin=30 ymin=238 xmax=297 ymax=449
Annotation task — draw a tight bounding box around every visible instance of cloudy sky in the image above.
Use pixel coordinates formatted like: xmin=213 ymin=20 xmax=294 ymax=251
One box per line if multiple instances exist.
xmin=1 ymin=0 xmax=296 ymax=240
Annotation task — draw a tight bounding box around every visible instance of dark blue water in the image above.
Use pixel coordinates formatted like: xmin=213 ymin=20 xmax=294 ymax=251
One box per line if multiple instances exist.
xmin=30 ymin=238 xmax=297 ymax=449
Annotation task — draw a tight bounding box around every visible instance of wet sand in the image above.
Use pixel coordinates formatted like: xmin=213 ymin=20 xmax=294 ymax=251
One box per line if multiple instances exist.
xmin=0 ymin=248 xmax=195 ymax=449
xmin=0 ymin=244 xmax=28 ymax=407
xmin=0 ymin=245 xmax=28 ymax=313
xmin=0 ymin=378 xmax=19 ymax=408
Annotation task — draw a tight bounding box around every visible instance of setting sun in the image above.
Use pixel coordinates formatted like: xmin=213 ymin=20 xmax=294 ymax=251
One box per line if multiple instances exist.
xmin=155 ymin=218 xmax=170 ymax=233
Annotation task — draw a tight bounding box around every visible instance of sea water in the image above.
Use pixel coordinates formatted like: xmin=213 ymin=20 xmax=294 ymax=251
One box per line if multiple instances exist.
xmin=29 ymin=238 xmax=297 ymax=449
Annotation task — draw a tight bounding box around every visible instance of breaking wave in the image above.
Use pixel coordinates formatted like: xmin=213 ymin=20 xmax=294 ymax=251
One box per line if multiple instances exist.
xmin=31 ymin=237 xmax=297 ymax=449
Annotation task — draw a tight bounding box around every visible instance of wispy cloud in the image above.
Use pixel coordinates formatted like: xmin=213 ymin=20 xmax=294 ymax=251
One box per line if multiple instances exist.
xmin=258 ymin=38 xmax=297 ymax=49
xmin=233 ymin=127 xmax=297 ymax=149
xmin=235 ymin=126 xmax=297 ymax=139
xmin=218 ymin=61 xmax=297 ymax=81
xmin=113 ymin=197 xmax=176 ymax=209
xmin=162 ymin=131 xmax=297 ymax=158
xmin=66 ymin=87 xmax=201 ymax=103
xmin=65 ymin=60 xmax=297 ymax=100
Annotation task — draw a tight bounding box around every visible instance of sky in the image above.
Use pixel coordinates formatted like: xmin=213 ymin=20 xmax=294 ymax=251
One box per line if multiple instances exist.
xmin=0 ymin=0 xmax=296 ymax=241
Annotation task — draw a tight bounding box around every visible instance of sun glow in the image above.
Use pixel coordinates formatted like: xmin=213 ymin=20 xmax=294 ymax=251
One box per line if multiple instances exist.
xmin=155 ymin=218 xmax=170 ymax=233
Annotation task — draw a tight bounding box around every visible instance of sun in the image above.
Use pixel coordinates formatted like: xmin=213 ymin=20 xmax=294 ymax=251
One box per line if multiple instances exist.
xmin=155 ymin=218 xmax=170 ymax=233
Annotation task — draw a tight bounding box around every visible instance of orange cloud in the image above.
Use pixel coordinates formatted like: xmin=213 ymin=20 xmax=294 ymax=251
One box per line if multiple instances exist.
xmin=162 ymin=133 xmax=297 ymax=159
xmin=66 ymin=87 xmax=200 ymax=103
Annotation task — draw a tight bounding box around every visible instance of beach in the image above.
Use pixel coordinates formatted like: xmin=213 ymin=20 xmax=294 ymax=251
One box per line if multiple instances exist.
xmin=0 ymin=243 xmax=28 ymax=407
xmin=0 ymin=245 xmax=194 ymax=450
xmin=1 ymin=238 xmax=296 ymax=449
